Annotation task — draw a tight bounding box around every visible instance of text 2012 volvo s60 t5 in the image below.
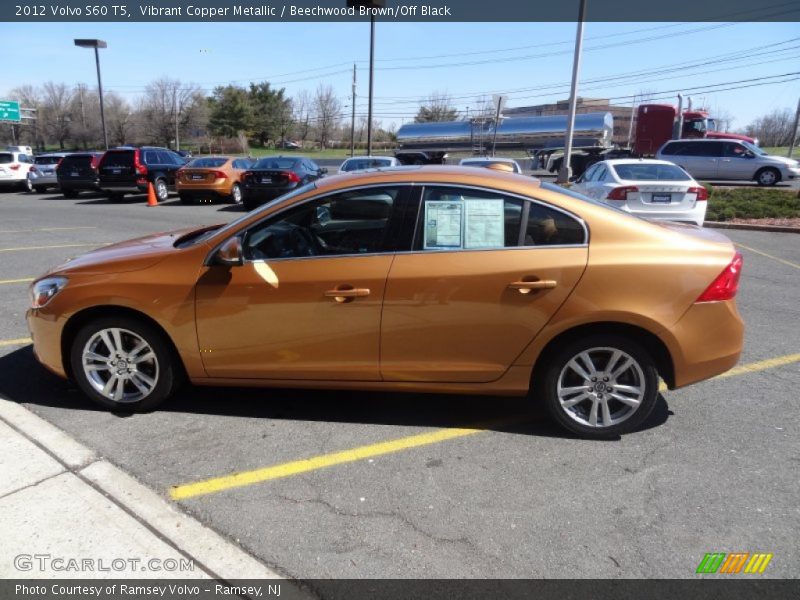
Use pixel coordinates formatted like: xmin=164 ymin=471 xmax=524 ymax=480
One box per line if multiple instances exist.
xmin=26 ymin=167 xmax=744 ymax=438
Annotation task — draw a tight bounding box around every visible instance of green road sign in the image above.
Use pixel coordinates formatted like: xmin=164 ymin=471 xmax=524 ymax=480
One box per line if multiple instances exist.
xmin=0 ymin=100 xmax=21 ymax=123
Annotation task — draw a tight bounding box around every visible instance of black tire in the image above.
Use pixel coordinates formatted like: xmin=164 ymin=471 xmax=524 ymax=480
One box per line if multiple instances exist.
xmin=69 ymin=315 xmax=183 ymax=412
xmin=228 ymin=183 xmax=243 ymax=204
xmin=178 ymin=192 xmax=194 ymax=204
xmin=242 ymin=195 xmax=260 ymax=211
xmin=106 ymin=192 xmax=124 ymax=201
xmin=755 ymin=167 xmax=780 ymax=187
xmin=536 ymin=335 xmax=659 ymax=439
xmin=34 ymin=186 xmax=46 ymax=194
xmin=62 ymin=189 xmax=80 ymax=199
xmin=154 ymin=178 xmax=169 ymax=201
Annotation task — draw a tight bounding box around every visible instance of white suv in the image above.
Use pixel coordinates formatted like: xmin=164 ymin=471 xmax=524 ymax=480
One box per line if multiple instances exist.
xmin=0 ymin=150 xmax=34 ymax=190
xmin=656 ymin=139 xmax=800 ymax=186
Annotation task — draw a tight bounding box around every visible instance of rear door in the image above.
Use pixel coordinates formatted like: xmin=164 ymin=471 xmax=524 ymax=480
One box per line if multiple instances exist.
xmin=380 ymin=185 xmax=589 ymax=383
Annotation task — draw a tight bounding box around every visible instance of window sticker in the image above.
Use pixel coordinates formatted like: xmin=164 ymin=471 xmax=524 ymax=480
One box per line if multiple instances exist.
xmin=464 ymin=199 xmax=504 ymax=248
xmin=424 ymin=201 xmax=463 ymax=249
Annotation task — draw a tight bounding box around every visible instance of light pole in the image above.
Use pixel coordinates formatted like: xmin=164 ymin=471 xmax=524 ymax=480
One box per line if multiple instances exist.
xmin=557 ymin=0 xmax=587 ymax=184
xmin=74 ymin=39 xmax=108 ymax=150
xmin=348 ymin=0 xmax=384 ymax=156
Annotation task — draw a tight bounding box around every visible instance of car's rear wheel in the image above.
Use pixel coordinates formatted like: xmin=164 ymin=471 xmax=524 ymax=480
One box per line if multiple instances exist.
xmin=229 ymin=183 xmax=242 ymax=204
xmin=538 ymin=335 xmax=658 ymax=438
xmin=34 ymin=186 xmax=46 ymax=193
xmin=242 ymin=195 xmax=260 ymax=211
xmin=69 ymin=316 xmax=182 ymax=412
xmin=106 ymin=192 xmax=124 ymax=201
xmin=755 ymin=167 xmax=780 ymax=186
xmin=178 ymin=192 xmax=194 ymax=204
xmin=25 ymin=178 xmax=34 ymax=192
xmin=62 ymin=189 xmax=79 ymax=198
xmin=154 ymin=178 xmax=169 ymax=201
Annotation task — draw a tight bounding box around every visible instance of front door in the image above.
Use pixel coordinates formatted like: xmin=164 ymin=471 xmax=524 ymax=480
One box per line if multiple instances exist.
xmin=195 ymin=184 xmax=410 ymax=380
xmin=717 ymin=142 xmax=756 ymax=181
xmin=380 ymin=186 xmax=589 ymax=383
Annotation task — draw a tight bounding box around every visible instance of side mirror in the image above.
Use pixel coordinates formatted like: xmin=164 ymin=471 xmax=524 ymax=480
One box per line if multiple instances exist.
xmin=215 ymin=237 xmax=244 ymax=267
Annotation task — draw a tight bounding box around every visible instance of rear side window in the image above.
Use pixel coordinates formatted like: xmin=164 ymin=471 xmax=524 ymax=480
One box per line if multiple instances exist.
xmin=101 ymin=151 xmax=134 ymax=167
xmin=35 ymin=156 xmax=62 ymax=165
xmin=254 ymin=158 xmax=299 ymax=170
xmin=189 ymin=157 xmax=228 ymax=168
xmin=0 ymin=153 xmax=13 ymax=164
xmin=524 ymin=202 xmax=586 ymax=246
xmin=60 ymin=155 xmax=93 ymax=168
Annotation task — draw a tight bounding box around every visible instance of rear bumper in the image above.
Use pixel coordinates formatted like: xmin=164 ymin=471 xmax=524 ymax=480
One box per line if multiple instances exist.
xmin=99 ymin=181 xmax=148 ymax=194
xmin=669 ymin=299 xmax=744 ymax=388
xmin=177 ymin=182 xmax=233 ymax=196
xmin=59 ymin=179 xmax=101 ymax=192
xmin=625 ymin=204 xmax=707 ymax=227
xmin=28 ymin=172 xmax=58 ymax=186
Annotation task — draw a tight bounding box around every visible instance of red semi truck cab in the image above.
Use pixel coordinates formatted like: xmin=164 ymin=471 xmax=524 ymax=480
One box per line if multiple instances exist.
xmin=633 ymin=104 xmax=754 ymax=156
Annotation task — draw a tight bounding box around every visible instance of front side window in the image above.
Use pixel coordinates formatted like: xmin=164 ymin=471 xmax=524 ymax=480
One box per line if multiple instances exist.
xmin=243 ymin=186 xmax=402 ymax=260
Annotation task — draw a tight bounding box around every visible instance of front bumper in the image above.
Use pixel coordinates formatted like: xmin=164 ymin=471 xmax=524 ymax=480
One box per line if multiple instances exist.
xmin=26 ymin=307 xmax=68 ymax=379
xmin=784 ymin=167 xmax=800 ymax=180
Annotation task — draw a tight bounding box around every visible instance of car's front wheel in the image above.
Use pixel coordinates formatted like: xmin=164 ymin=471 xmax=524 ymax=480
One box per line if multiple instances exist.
xmin=69 ymin=316 xmax=182 ymax=412
xmin=229 ymin=183 xmax=242 ymax=204
xmin=538 ymin=335 xmax=658 ymax=438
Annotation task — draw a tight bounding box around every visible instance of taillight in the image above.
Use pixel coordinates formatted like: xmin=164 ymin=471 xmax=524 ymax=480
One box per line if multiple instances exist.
xmin=688 ymin=186 xmax=708 ymax=201
xmin=242 ymin=171 xmax=253 ymax=182
xmin=606 ymin=185 xmax=638 ymax=201
xmin=9 ymin=164 xmax=21 ymax=171
xmin=56 ymin=158 xmax=64 ymax=170
xmin=695 ymin=252 xmax=743 ymax=303
xmin=29 ymin=165 xmax=37 ymax=173
xmin=133 ymin=149 xmax=147 ymax=175
xmin=285 ymin=171 xmax=300 ymax=183
xmin=212 ymin=170 xmax=228 ymax=179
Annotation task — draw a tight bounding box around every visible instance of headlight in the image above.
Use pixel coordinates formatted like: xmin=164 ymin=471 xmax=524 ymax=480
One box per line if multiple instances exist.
xmin=29 ymin=276 xmax=68 ymax=309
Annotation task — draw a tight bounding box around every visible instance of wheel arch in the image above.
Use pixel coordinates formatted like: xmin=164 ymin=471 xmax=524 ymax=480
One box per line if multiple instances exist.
xmin=61 ymin=305 xmax=187 ymax=381
xmin=530 ymin=321 xmax=675 ymax=391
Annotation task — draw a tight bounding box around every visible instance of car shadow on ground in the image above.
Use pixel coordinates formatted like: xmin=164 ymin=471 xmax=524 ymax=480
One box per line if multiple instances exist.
xmin=0 ymin=346 xmax=671 ymax=440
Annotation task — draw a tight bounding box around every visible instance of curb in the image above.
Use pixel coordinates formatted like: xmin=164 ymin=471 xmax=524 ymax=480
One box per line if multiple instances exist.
xmin=0 ymin=398 xmax=298 ymax=587
xmin=704 ymin=221 xmax=800 ymax=233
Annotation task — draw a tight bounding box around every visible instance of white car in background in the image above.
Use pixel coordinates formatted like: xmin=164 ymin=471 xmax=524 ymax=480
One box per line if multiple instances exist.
xmin=572 ymin=159 xmax=708 ymax=226
xmin=0 ymin=150 xmax=35 ymax=191
xmin=27 ymin=152 xmax=70 ymax=193
xmin=459 ymin=156 xmax=523 ymax=174
xmin=338 ymin=156 xmax=400 ymax=173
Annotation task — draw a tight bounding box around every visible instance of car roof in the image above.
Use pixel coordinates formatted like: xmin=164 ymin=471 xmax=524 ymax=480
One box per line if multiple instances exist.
xmin=343 ymin=156 xmax=396 ymax=161
xmin=662 ymin=139 xmax=736 ymax=144
xmin=602 ymin=159 xmax=680 ymax=166
xmin=459 ymin=157 xmax=519 ymax=163
xmin=36 ymin=152 xmax=70 ymax=157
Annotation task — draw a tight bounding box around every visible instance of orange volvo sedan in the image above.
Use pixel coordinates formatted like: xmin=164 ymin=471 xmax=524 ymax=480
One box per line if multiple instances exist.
xmin=26 ymin=167 xmax=744 ymax=438
xmin=176 ymin=156 xmax=254 ymax=204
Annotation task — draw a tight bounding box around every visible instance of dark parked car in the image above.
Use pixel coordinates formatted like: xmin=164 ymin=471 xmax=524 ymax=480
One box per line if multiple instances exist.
xmin=97 ymin=146 xmax=186 ymax=201
xmin=57 ymin=152 xmax=104 ymax=197
xmin=240 ymin=156 xmax=326 ymax=210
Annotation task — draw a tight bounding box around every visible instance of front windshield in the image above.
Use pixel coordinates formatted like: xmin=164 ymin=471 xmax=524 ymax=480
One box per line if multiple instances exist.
xmin=741 ymin=140 xmax=767 ymax=156
xmin=685 ymin=119 xmax=707 ymax=134
xmin=188 ymin=182 xmax=318 ymax=246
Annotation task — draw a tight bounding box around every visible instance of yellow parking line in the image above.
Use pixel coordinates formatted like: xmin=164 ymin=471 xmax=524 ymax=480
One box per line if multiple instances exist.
xmin=0 ymin=226 xmax=97 ymax=234
xmin=170 ymin=415 xmax=530 ymax=501
xmin=0 ymin=278 xmax=34 ymax=285
xmin=736 ymin=243 xmax=800 ymax=270
xmin=172 ymin=352 xmax=800 ymax=501
xmin=0 ymin=337 xmax=32 ymax=348
xmin=0 ymin=243 xmax=107 ymax=253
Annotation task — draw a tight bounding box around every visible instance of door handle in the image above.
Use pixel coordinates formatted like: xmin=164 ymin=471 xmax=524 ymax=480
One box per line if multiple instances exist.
xmin=508 ymin=280 xmax=557 ymax=294
xmin=324 ymin=287 xmax=371 ymax=303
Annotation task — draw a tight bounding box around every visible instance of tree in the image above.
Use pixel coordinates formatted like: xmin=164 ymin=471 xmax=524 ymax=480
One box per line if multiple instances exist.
xmin=104 ymin=91 xmax=133 ymax=146
xmin=293 ymin=89 xmax=312 ymax=144
xmin=140 ymin=78 xmax=204 ymax=147
xmin=471 ymin=95 xmax=495 ymax=120
xmin=313 ymin=84 xmax=341 ymax=149
xmin=249 ymin=82 xmax=293 ymax=147
xmin=40 ymin=82 xmax=73 ymax=149
xmin=207 ymin=85 xmax=253 ymax=139
xmin=710 ymin=105 xmax=735 ymax=133
xmin=7 ymin=84 xmax=41 ymax=148
xmin=745 ymin=108 xmax=794 ymax=146
xmin=70 ymin=84 xmax=101 ymax=149
xmin=414 ymin=92 xmax=458 ymax=123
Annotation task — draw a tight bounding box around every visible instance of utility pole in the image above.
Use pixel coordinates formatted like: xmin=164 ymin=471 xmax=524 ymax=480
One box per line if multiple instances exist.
xmin=557 ymin=0 xmax=587 ymax=184
xmin=350 ymin=64 xmax=357 ymax=157
xmin=626 ymin=93 xmax=636 ymax=148
xmin=367 ymin=14 xmax=375 ymax=156
xmin=173 ymin=88 xmax=180 ymax=152
xmin=490 ymin=95 xmax=506 ymax=157
xmin=788 ymin=96 xmax=800 ymax=159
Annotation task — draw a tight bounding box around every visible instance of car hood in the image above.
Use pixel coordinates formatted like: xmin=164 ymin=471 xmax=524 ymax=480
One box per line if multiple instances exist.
xmin=760 ymin=155 xmax=799 ymax=168
xmin=49 ymin=225 xmax=213 ymax=275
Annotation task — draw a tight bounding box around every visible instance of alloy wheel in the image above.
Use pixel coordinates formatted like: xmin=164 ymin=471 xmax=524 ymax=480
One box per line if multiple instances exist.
xmin=556 ymin=347 xmax=646 ymax=428
xmin=81 ymin=327 xmax=159 ymax=403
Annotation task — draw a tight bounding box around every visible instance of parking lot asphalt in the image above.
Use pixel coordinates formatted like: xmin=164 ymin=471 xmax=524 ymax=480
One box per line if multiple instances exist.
xmin=0 ymin=188 xmax=798 ymax=582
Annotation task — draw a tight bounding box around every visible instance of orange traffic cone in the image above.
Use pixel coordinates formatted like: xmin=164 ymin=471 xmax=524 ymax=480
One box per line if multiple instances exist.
xmin=146 ymin=181 xmax=158 ymax=207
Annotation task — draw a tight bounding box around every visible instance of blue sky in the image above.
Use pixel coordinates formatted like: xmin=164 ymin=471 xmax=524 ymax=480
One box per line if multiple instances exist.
xmin=2 ymin=20 xmax=798 ymax=132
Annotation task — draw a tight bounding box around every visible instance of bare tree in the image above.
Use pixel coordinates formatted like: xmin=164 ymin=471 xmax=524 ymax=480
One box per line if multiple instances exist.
xmin=745 ymin=108 xmax=795 ymax=146
xmin=471 ymin=95 xmax=496 ymax=120
xmin=140 ymin=78 xmax=205 ymax=147
xmin=293 ymin=89 xmax=312 ymax=145
xmin=313 ymin=84 xmax=341 ymax=149
xmin=6 ymin=85 xmax=42 ymax=147
xmin=105 ymin=91 xmax=133 ymax=146
xmin=415 ymin=92 xmax=458 ymax=123
xmin=709 ymin=104 xmax=735 ymax=133
xmin=41 ymin=82 xmax=74 ymax=149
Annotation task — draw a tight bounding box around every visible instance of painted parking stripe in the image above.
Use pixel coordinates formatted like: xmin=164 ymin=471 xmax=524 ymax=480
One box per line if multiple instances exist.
xmin=0 ymin=337 xmax=32 ymax=348
xmin=0 ymin=243 xmax=109 ymax=253
xmin=0 ymin=278 xmax=34 ymax=285
xmin=170 ymin=416 xmax=532 ymax=501
xmin=736 ymin=242 xmax=800 ymax=270
xmin=171 ymin=352 xmax=800 ymax=501
xmin=0 ymin=226 xmax=97 ymax=234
